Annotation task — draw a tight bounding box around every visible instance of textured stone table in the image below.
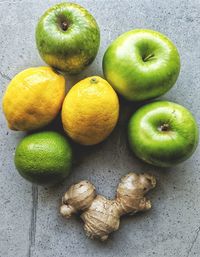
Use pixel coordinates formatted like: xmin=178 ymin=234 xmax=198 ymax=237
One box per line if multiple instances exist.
xmin=0 ymin=0 xmax=200 ymax=257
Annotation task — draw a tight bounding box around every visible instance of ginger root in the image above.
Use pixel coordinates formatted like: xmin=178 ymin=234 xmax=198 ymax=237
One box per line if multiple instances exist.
xmin=60 ymin=173 xmax=156 ymax=241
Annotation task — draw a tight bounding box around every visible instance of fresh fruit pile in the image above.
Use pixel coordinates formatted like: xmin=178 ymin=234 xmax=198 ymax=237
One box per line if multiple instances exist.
xmin=1 ymin=2 xmax=199 ymax=240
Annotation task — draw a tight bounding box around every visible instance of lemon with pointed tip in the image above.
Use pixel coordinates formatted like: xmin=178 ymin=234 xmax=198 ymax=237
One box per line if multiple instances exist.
xmin=61 ymin=76 xmax=119 ymax=145
xmin=2 ymin=67 xmax=65 ymax=131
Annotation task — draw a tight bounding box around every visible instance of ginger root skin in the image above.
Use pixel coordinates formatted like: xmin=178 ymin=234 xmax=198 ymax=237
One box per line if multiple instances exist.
xmin=81 ymin=195 xmax=121 ymax=241
xmin=60 ymin=173 xmax=156 ymax=241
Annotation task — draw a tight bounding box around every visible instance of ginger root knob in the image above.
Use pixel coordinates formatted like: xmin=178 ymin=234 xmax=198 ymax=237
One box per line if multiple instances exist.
xmin=60 ymin=180 xmax=96 ymax=218
xmin=116 ymin=173 xmax=156 ymax=215
xmin=60 ymin=173 xmax=156 ymax=241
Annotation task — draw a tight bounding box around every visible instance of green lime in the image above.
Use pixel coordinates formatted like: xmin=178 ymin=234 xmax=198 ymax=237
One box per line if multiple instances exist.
xmin=14 ymin=131 xmax=72 ymax=185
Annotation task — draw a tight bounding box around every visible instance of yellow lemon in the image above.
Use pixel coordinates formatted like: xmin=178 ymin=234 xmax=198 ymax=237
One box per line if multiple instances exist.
xmin=2 ymin=67 xmax=65 ymax=131
xmin=61 ymin=76 xmax=119 ymax=145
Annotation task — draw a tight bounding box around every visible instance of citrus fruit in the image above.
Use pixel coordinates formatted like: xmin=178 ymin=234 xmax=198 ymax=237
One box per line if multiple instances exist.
xmin=61 ymin=76 xmax=119 ymax=145
xmin=15 ymin=131 xmax=72 ymax=185
xmin=2 ymin=67 xmax=65 ymax=131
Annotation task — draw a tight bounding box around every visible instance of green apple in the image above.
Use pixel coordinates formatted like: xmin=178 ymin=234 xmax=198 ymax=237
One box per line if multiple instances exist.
xmin=128 ymin=101 xmax=198 ymax=167
xmin=103 ymin=29 xmax=180 ymax=101
xmin=35 ymin=3 xmax=100 ymax=74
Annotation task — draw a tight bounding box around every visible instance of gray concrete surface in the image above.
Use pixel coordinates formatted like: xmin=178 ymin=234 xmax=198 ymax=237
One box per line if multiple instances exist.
xmin=0 ymin=0 xmax=200 ymax=256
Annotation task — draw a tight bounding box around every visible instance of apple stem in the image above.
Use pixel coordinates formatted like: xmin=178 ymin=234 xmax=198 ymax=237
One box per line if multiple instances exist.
xmin=160 ymin=123 xmax=170 ymax=132
xmin=61 ymin=21 xmax=68 ymax=31
xmin=143 ymin=53 xmax=154 ymax=62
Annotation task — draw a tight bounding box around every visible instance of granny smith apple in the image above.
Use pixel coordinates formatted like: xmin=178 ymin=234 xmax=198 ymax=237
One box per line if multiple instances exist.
xmin=103 ymin=29 xmax=180 ymax=101
xmin=36 ymin=3 xmax=100 ymax=74
xmin=128 ymin=101 xmax=198 ymax=167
